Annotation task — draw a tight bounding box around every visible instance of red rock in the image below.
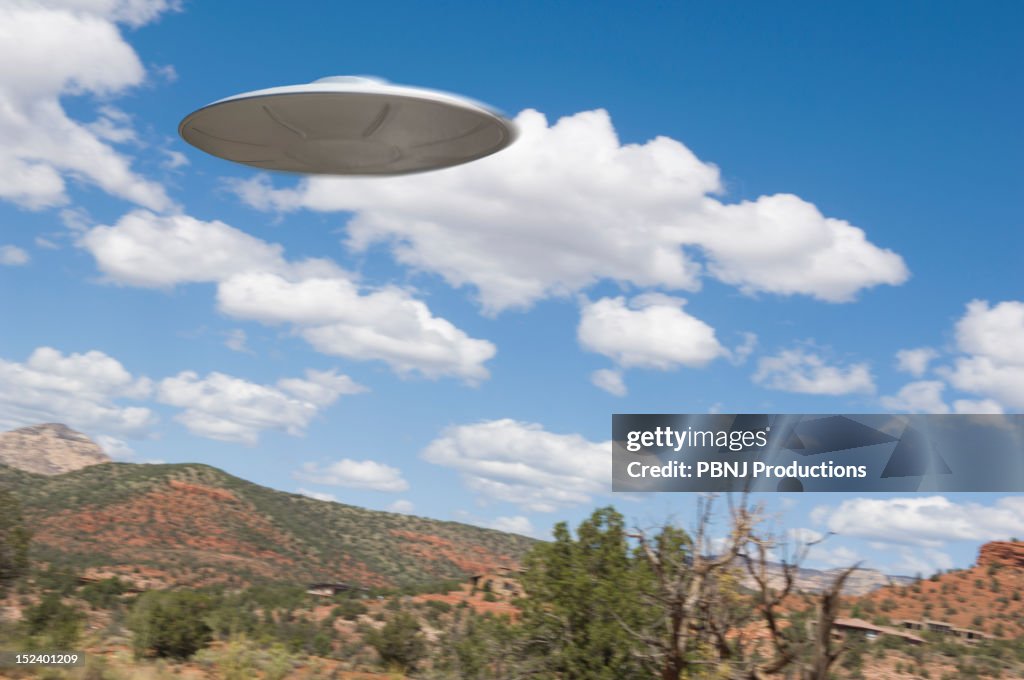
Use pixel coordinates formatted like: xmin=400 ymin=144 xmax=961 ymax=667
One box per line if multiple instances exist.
xmin=977 ymin=541 xmax=1024 ymax=569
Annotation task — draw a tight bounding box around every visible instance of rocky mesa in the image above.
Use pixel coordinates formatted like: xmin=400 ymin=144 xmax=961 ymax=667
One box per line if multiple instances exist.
xmin=978 ymin=540 xmax=1024 ymax=569
xmin=0 ymin=423 xmax=110 ymax=475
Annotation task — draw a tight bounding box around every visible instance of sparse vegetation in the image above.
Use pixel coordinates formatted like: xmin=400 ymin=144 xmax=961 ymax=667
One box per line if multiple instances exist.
xmin=364 ymin=610 xmax=427 ymax=672
xmin=128 ymin=590 xmax=215 ymax=659
xmin=5 ymin=459 xmax=1024 ymax=679
xmin=0 ymin=462 xmax=536 ymax=590
xmin=0 ymin=489 xmax=30 ymax=592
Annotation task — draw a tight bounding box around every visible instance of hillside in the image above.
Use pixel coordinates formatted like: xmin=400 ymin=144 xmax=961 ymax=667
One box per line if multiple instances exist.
xmin=0 ymin=460 xmax=535 ymax=590
xmin=848 ymin=540 xmax=1024 ymax=639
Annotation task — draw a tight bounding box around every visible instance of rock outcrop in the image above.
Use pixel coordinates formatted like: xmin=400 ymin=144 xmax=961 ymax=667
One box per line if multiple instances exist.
xmin=0 ymin=423 xmax=110 ymax=475
xmin=978 ymin=541 xmax=1024 ymax=570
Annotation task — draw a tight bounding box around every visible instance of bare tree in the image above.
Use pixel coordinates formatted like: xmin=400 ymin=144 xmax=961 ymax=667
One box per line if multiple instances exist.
xmin=624 ymin=495 xmax=759 ymax=680
xmin=727 ymin=530 xmax=859 ymax=680
xmin=626 ymin=494 xmax=860 ymax=680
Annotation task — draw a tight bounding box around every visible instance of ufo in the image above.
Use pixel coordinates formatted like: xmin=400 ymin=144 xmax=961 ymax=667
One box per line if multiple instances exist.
xmin=178 ymin=76 xmax=517 ymax=175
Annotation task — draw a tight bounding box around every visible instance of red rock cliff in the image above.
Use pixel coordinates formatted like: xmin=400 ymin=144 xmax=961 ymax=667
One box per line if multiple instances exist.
xmin=977 ymin=541 xmax=1024 ymax=569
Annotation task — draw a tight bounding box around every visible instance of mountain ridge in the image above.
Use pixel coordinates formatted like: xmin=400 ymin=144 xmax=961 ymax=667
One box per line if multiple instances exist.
xmin=0 ymin=457 xmax=535 ymax=590
xmin=0 ymin=424 xmax=948 ymax=598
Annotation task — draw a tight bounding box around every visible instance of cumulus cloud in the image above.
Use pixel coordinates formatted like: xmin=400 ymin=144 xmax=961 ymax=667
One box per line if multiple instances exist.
xmin=753 ymin=348 xmax=875 ymax=395
xmin=80 ymin=210 xmax=497 ymax=381
xmin=728 ymin=332 xmax=758 ymax=366
xmin=880 ymin=380 xmax=950 ymax=413
xmin=689 ymin=194 xmax=908 ymax=302
xmin=95 ymin=433 xmax=135 ymax=459
xmin=579 ymin=294 xmax=726 ymax=370
xmin=0 ymin=2 xmax=173 ymax=210
xmin=590 ymin=368 xmax=627 ymax=396
xmin=0 ymin=245 xmax=29 ymax=266
xmin=294 ymin=459 xmax=408 ymax=492
xmin=297 ymin=488 xmax=337 ymax=503
xmin=486 ymin=515 xmax=535 ymax=537
xmin=0 ymin=346 xmax=154 ymax=436
xmin=233 ymin=108 xmax=908 ymax=312
xmin=952 ymin=398 xmax=1004 ymax=414
xmin=223 ymin=329 xmax=251 ymax=354
xmin=896 ymin=347 xmax=938 ymax=377
xmin=80 ymin=211 xmax=286 ymax=288
xmin=890 ymin=546 xmax=953 ymax=576
xmin=219 ymin=272 xmax=496 ymax=382
xmin=943 ymin=300 xmax=1024 ymax=410
xmin=156 ymin=369 xmax=364 ymax=444
xmin=422 ymin=419 xmax=610 ymax=513
xmin=820 ymin=496 xmax=1024 ymax=548
xmin=388 ymin=499 xmax=415 ymax=514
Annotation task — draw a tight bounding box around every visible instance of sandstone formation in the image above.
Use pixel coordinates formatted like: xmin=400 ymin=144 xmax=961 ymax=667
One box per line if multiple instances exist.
xmin=978 ymin=540 xmax=1024 ymax=569
xmin=0 ymin=423 xmax=110 ymax=475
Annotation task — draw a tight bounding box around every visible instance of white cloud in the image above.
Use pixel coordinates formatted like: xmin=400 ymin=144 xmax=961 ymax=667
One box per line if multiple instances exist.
xmin=33 ymin=1 xmax=182 ymax=28
xmin=219 ymin=272 xmax=496 ymax=382
xmin=422 ymin=418 xmax=610 ymax=513
xmin=388 ymin=499 xmax=414 ymax=514
xmin=590 ymin=368 xmax=627 ymax=396
xmin=943 ymin=300 xmax=1024 ymax=410
xmin=486 ymin=515 xmax=534 ymax=537
xmin=896 ymin=347 xmax=938 ymax=377
xmin=0 ymin=245 xmax=29 ymax=265
xmin=786 ymin=527 xmax=825 ymax=546
xmin=297 ymin=487 xmax=338 ymax=503
xmin=295 ymin=459 xmax=408 ymax=492
xmin=690 ymin=194 xmax=909 ymax=302
xmin=880 ymin=380 xmax=949 ymax=413
xmin=95 ymin=433 xmax=134 ymax=459
xmin=86 ymin=105 xmax=138 ymax=144
xmin=821 ymin=496 xmax=1024 ymax=548
xmin=80 ymin=210 xmax=496 ymax=381
xmin=952 ymin=398 xmax=1003 ymax=414
xmin=160 ymin=148 xmax=188 ymax=169
xmin=151 ymin=63 xmax=178 ymax=82
xmin=81 ymin=211 xmax=286 ymax=288
xmin=0 ymin=346 xmax=154 ymax=436
xmin=806 ymin=543 xmax=862 ymax=569
xmin=277 ymin=368 xmax=366 ymax=406
xmin=0 ymin=3 xmax=173 ymax=210
xmin=753 ymin=348 xmax=875 ymax=395
xmin=223 ymin=329 xmax=251 ymax=354
xmin=891 ymin=547 xmax=953 ymax=577
xmin=156 ymin=369 xmax=363 ymax=444
xmin=578 ymin=294 xmax=725 ymax=370
xmin=234 ymin=108 xmax=908 ymax=312
xmin=729 ymin=332 xmax=758 ymax=366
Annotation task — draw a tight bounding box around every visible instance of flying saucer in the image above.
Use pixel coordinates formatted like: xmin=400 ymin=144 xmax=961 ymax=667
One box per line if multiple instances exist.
xmin=178 ymin=76 xmax=517 ymax=175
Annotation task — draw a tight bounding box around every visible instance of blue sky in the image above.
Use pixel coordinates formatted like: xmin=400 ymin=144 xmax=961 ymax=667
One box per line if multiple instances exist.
xmin=1 ymin=1 xmax=1022 ymax=577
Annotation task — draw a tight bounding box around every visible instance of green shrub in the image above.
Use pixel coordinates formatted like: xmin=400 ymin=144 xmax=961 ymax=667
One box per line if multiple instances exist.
xmin=332 ymin=598 xmax=368 ymax=621
xmin=128 ymin=590 xmax=214 ymax=659
xmin=21 ymin=593 xmax=83 ymax=648
xmin=80 ymin=577 xmax=130 ymax=609
xmin=365 ymin=611 xmax=426 ymax=672
xmin=0 ymin=490 xmax=30 ymax=593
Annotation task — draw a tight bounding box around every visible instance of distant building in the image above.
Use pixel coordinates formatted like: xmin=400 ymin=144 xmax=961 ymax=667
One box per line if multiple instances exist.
xmin=831 ymin=617 xmax=925 ymax=645
xmin=899 ymin=619 xmax=991 ymax=642
xmin=306 ymin=582 xmax=355 ymax=597
xmin=469 ymin=567 xmax=525 ymax=599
